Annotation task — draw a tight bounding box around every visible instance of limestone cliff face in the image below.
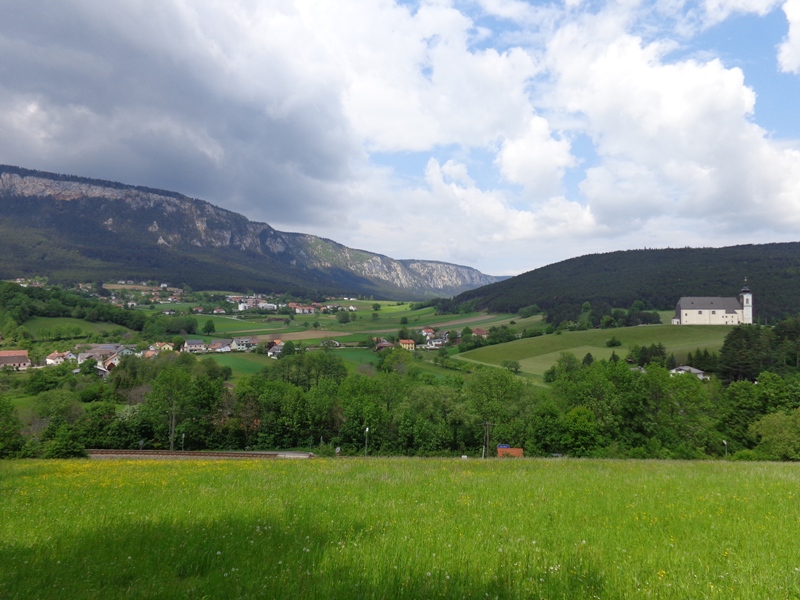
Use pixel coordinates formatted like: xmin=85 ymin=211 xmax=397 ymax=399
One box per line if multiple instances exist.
xmin=0 ymin=166 xmax=503 ymax=297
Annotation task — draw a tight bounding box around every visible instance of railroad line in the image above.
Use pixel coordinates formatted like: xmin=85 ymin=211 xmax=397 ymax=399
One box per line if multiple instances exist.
xmin=87 ymin=449 xmax=315 ymax=460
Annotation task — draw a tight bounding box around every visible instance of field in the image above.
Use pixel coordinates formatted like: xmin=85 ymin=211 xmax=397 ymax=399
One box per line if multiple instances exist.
xmin=23 ymin=317 xmax=133 ymax=339
xmin=458 ymin=325 xmax=731 ymax=383
xmin=2 ymin=458 xmax=799 ymax=599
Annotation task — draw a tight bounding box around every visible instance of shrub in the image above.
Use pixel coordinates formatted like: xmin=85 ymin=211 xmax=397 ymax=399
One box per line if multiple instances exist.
xmin=42 ymin=425 xmax=87 ymax=459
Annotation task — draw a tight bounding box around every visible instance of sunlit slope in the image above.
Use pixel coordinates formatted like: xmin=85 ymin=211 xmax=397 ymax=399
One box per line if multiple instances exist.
xmin=456 ymin=324 xmax=731 ymax=377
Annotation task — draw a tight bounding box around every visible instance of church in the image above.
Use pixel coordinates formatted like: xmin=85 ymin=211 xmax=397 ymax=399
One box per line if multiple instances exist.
xmin=671 ymin=286 xmax=753 ymax=326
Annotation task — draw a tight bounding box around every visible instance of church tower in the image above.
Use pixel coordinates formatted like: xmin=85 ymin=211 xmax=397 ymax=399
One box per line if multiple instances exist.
xmin=739 ymin=284 xmax=753 ymax=324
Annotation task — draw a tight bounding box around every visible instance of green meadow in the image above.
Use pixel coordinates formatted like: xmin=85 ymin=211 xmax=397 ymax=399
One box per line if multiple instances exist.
xmin=23 ymin=317 xmax=133 ymax=339
xmin=458 ymin=324 xmax=731 ymax=382
xmin=2 ymin=458 xmax=799 ymax=599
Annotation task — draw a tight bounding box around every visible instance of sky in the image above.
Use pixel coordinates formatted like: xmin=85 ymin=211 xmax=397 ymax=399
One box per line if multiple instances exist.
xmin=1 ymin=0 xmax=800 ymax=277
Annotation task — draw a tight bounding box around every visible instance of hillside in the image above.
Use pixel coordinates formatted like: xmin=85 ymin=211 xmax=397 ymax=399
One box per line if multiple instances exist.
xmin=0 ymin=165 xmax=502 ymax=299
xmin=454 ymin=244 xmax=800 ymax=320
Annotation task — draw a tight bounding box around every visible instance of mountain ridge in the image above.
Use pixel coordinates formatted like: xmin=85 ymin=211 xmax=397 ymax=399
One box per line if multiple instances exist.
xmin=0 ymin=164 xmax=503 ymax=298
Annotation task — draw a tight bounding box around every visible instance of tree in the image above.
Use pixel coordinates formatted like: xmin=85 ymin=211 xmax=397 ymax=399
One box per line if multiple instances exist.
xmin=336 ymin=311 xmax=350 ymax=324
xmin=718 ymin=325 xmax=779 ymax=383
xmin=501 ymin=360 xmax=521 ymax=373
xmin=202 ymin=319 xmax=216 ymax=335
xmin=750 ymin=408 xmax=800 ymax=460
xmin=372 ymin=303 xmax=381 ymax=311
xmin=145 ymin=366 xmax=193 ymax=450
xmin=281 ymin=341 xmax=297 ymax=357
xmin=0 ymin=396 xmax=24 ymax=458
xmin=79 ymin=358 xmax=98 ymax=376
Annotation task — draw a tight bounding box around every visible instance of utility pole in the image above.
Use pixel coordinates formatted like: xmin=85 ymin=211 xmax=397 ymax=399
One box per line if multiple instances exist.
xmin=482 ymin=422 xmax=494 ymax=459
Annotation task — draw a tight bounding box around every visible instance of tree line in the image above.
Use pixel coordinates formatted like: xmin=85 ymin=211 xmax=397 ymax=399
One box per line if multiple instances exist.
xmin=5 ymin=322 xmax=800 ymax=460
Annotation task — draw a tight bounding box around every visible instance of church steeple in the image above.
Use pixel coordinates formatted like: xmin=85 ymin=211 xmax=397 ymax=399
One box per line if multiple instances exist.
xmin=739 ymin=279 xmax=753 ymax=324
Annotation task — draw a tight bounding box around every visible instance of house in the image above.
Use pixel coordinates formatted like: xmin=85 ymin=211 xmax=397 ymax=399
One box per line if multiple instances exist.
xmin=0 ymin=350 xmax=31 ymax=370
xmin=374 ymin=339 xmax=395 ymax=352
xmin=213 ymin=307 xmax=226 ymax=314
xmin=162 ymin=309 xmax=176 ymax=315
xmin=192 ymin=307 xmax=205 ymax=314
xmin=399 ymin=339 xmax=416 ymax=351
xmin=45 ymin=351 xmax=76 ymax=366
xmin=231 ymin=337 xmax=257 ymax=352
xmin=267 ymin=342 xmax=284 ymax=358
xmin=150 ymin=342 xmax=175 ymax=352
xmin=425 ymin=338 xmax=445 ymax=349
xmin=672 ymin=286 xmax=753 ymax=325
xmin=670 ymin=365 xmax=710 ymax=380
xmin=471 ymin=328 xmax=489 ymax=339
xmin=104 ymin=353 xmax=124 ymax=370
xmin=184 ymin=339 xmax=207 ymax=353
xmin=208 ymin=339 xmax=233 ymax=353
xmin=75 ymin=344 xmax=123 ymax=365
xmin=421 ymin=328 xmax=436 ymax=339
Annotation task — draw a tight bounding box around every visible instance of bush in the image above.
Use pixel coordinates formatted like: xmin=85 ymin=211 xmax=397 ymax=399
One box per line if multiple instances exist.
xmin=17 ymin=437 xmax=43 ymax=458
xmin=732 ymin=449 xmax=762 ymax=461
xmin=42 ymin=425 xmax=87 ymax=459
xmin=606 ymin=336 xmax=622 ymax=347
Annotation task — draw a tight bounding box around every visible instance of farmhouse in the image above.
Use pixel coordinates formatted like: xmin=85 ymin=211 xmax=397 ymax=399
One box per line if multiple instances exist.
xmin=0 ymin=350 xmax=31 ymax=370
xmin=399 ymin=339 xmax=416 ymax=351
xmin=184 ymin=339 xmax=207 ymax=353
xmin=671 ymin=286 xmax=753 ymax=326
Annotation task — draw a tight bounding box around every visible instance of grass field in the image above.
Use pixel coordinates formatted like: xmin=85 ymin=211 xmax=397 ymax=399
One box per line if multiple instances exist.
xmin=458 ymin=325 xmax=731 ymax=383
xmin=23 ymin=317 xmax=133 ymax=339
xmin=2 ymin=458 xmax=799 ymax=599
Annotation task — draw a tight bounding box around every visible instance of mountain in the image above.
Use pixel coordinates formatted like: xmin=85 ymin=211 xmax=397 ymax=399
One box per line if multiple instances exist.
xmin=0 ymin=165 xmax=503 ymax=298
xmin=452 ymin=244 xmax=800 ymax=321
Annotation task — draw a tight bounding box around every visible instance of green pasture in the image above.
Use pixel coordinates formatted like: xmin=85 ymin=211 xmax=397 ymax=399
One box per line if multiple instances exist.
xmin=7 ymin=393 xmax=37 ymax=422
xmin=458 ymin=325 xmax=731 ymax=381
xmin=206 ymin=353 xmax=273 ymax=382
xmin=2 ymin=458 xmax=799 ymax=599
xmin=23 ymin=317 xmax=131 ymax=339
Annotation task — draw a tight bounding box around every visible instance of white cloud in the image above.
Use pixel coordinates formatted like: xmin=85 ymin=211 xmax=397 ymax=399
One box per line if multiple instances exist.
xmin=496 ymin=115 xmax=575 ymax=199
xmin=779 ymin=0 xmax=800 ymax=72
xmin=2 ymin=0 xmax=800 ymax=277
xmin=544 ymin=13 xmax=800 ymax=237
xmin=703 ymin=0 xmax=781 ymax=24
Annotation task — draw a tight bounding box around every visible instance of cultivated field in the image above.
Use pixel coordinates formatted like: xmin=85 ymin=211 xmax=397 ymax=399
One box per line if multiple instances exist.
xmin=2 ymin=458 xmax=799 ymax=599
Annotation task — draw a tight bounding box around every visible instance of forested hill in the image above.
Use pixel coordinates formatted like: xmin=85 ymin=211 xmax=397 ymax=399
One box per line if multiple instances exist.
xmin=453 ymin=243 xmax=800 ymax=320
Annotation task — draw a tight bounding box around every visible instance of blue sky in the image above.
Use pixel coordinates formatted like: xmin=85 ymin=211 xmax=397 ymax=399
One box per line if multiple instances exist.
xmin=1 ymin=0 xmax=799 ymax=277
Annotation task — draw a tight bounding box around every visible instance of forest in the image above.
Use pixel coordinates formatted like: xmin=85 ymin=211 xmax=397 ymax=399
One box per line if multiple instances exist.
xmin=449 ymin=243 xmax=800 ymax=320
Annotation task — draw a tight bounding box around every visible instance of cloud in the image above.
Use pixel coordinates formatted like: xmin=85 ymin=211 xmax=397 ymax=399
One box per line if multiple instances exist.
xmin=545 ymin=12 xmax=800 ymax=238
xmin=1 ymin=0 xmax=800 ymax=278
xmin=703 ymin=0 xmax=782 ymax=24
xmin=779 ymin=0 xmax=800 ymax=72
xmin=496 ymin=115 xmax=575 ymax=199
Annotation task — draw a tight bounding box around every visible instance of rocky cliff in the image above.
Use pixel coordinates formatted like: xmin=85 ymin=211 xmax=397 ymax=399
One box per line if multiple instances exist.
xmin=0 ymin=165 xmax=502 ymax=298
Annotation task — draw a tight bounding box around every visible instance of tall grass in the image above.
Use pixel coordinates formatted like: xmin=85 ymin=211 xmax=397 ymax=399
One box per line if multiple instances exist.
xmin=2 ymin=458 xmax=799 ymax=599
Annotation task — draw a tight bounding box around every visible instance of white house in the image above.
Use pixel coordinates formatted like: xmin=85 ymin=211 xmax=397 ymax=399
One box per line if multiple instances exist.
xmin=672 ymin=286 xmax=753 ymax=326
xmin=670 ymin=365 xmax=710 ymax=380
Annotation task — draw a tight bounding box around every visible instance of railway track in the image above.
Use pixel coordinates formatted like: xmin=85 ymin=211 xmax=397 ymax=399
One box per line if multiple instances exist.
xmin=87 ymin=449 xmax=315 ymax=460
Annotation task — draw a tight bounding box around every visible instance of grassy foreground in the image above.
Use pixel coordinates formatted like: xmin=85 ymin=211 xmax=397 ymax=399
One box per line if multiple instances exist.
xmin=2 ymin=458 xmax=799 ymax=599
